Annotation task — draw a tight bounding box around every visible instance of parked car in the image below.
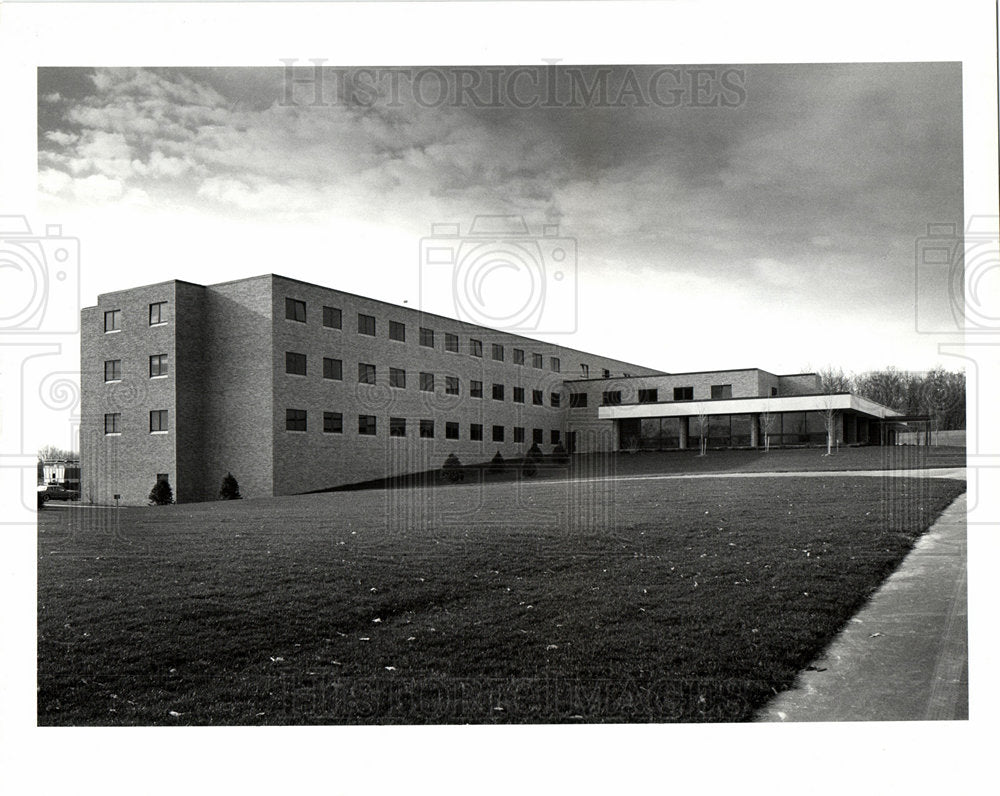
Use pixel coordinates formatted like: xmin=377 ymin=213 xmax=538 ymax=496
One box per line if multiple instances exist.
xmin=37 ymin=485 xmax=80 ymax=502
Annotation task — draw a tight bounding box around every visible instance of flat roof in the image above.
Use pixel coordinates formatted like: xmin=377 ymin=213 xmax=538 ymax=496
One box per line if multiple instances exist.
xmin=598 ymin=393 xmax=900 ymax=420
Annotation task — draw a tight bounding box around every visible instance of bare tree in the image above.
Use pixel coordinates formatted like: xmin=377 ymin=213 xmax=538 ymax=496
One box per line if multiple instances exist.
xmin=821 ymin=392 xmax=839 ymax=455
xmin=759 ymin=405 xmax=776 ymax=453
xmin=695 ymin=411 xmax=708 ymax=456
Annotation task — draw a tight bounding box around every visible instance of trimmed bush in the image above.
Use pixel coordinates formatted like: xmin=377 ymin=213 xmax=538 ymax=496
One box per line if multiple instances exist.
xmin=442 ymin=452 xmax=464 ymax=483
xmin=148 ymin=479 xmax=174 ymax=506
xmin=219 ymin=472 xmax=242 ymax=500
xmin=489 ymin=450 xmax=505 ymax=473
xmin=522 ymin=443 xmax=543 ymax=477
xmin=551 ymin=442 xmax=569 ymax=465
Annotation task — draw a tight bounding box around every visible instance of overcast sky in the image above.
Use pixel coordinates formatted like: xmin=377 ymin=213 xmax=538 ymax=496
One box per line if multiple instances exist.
xmin=37 ymin=63 xmax=964 ymax=375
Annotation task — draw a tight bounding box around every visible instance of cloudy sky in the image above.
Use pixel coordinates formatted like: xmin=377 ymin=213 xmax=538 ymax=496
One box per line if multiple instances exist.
xmin=37 ymin=63 xmax=963 ymax=374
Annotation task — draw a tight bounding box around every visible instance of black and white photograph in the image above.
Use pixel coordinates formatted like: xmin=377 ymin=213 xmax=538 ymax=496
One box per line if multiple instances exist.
xmin=2 ymin=1 xmax=998 ymax=794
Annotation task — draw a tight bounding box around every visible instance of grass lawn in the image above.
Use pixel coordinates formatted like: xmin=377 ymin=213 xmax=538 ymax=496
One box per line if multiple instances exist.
xmin=37 ymin=472 xmax=965 ymax=724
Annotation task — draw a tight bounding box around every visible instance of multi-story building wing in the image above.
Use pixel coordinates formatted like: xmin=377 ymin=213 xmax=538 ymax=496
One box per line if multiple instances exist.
xmin=80 ymin=274 xmax=663 ymax=504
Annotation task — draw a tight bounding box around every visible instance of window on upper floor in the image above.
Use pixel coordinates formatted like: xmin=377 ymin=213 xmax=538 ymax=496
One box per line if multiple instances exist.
xmin=492 ymin=383 xmax=504 ymax=401
xmin=602 ymin=368 xmax=611 ymax=378
xmin=104 ymin=413 xmax=121 ymax=435
xmin=104 ymin=309 xmax=121 ymax=333
xmin=149 ymin=409 xmax=169 ymax=433
xmin=149 ymin=354 xmax=168 ymax=378
xmin=550 ymin=357 xmax=561 ymax=373
xmin=673 ymin=386 xmax=694 ymax=401
xmin=550 ymin=392 xmax=561 ymax=408
xmin=420 ymin=372 xmax=435 ymax=392
xmin=323 ymin=411 xmax=343 ymax=434
xmin=532 ymin=389 xmax=543 ymax=406
xmin=358 ymin=414 xmax=377 ymax=435
xmin=492 ymin=425 xmax=504 ymax=442
xmin=358 ymin=363 xmax=376 ymax=384
xmin=470 ymin=338 xmax=483 ymax=357
xmin=711 ymin=384 xmax=733 ymax=399
xmin=580 ymin=364 xmax=589 ymax=378
xmin=602 ymin=390 xmax=622 ymax=406
xmin=389 ymin=367 xmax=406 ymax=388
xmin=323 ymin=358 xmax=343 ymax=380
xmin=419 ymin=327 xmax=434 ymax=348
xmin=149 ymin=302 xmax=166 ymax=326
xmin=513 ymin=387 xmax=525 ymax=403
xmin=492 ymin=343 xmax=504 ymax=361
xmin=638 ymin=388 xmax=658 ymax=403
xmin=513 ymin=426 xmax=525 ymax=443
xmin=445 ymin=376 xmax=459 ymax=395
xmin=357 ymin=313 xmax=376 ymax=336
xmin=445 ymin=332 xmax=459 ymax=352
xmin=420 ymin=419 xmax=435 ymax=439
xmin=104 ymin=359 xmax=121 ymax=382
xmin=285 ymin=351 xmax=307 ymax=376
xmin=323 ymin=306 xmax=342 ymax=329
xmin=445 ymin=421 xmax=460 ymax=440
xmin=390 ymin=417 xmax=407 ymax=437
xmin=569 ymin=392 xmax=588 ymax=408
xmin=513 ymin=348 xmax=525 ymax=365
xmin=389 ymin=320 xmax=406 ymax=342
xmin=286 ymin=408 xmax=307 ymax=432
xmin=470 ymin=423 xmax=483 ymax=441
xmin=532 ymin=353 xmax=543 ymax=368
xmin=285 ymin=298 xmax=306 ymax=323
xmin=470 ymin=380 xmax=483 ymax=398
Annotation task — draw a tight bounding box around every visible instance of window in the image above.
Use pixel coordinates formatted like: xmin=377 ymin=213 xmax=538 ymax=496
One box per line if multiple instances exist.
xmin=149 ymin=409 xmax=169 ymax=433
xmin=470 ymin=423 xmax=483 ymax=441
xmin=390 ymin=417 xmax=407 ymax=437
xmin=550 ymin=392 xmax=561 ymax=408
xmin=513 ymin=426 xmax=525 ymax=443
xmin=551 ymin=430 xmax=561 ymax=445
xmin=285 ymin=298 xmax=306 ymax=323
xmin=513 ymin=387 xmax=525 ymax=403
xmin=446 ymin=421 xmax=460 ymax=440
xmin=149 ymin=302 xmax=166 ymax=326
xmin=580 ymin=364 xmax=589 ymax=378
xmin=532 ymin=389 xmax=543 ymax=406
xmin=419 ymin=327 xmax=434 ymax=348
xmin=492 ymin=383 xmax=505 ymax=401
xmin=358 ymin=313 xmax=376 ymax=336
xmin=389 ymin=320 xmax=406 ymax=342
xmin=533 ymin=428 xmax=544 ymax=444
xmin=771 ymin=387 xmax=779 ymax=397
xmin=513 ymin=348 xmax=525 ymax=365
xmin=323 ymin=306 xmax=342 ymax=329
xmin=470 ymin=380 xmax=483 ymax=398
xmin=286 ymin=408 xmax=307 ymax=431
xmin=149 ymin=354 xmax=168 ymax=378
xmin=445 ymin=376 xmax=459 ymax=396
xmin=569 ymin=392 xmax=588 ymax=408
xmin=444 ymin=332 xmax=459 ymax=352
xmin=638 ymin=388 xmax=658 ymax=404
xmin=358 ymin=414 xmax=377 ymax=435
xmin=389 ymin=367 xmax=406 ymax=388
xmin=492 ymin=343 xmax=504 ymax=361
xmin=470 ymin=339 xmax=483 ymax=357
xmin=323 ymin=411 xmax=343 ymax=433
xmin=602 ymin=368 xmax=611 ymax=378
xmin=673 ymin=386 xmax=694 ymax=401
xmin=285 ymin=351 xmax=307 ymax=376
xmin=602 ymin=390 xmax=622 ymax=406
xmin=492 ymin=425 xmax=504 ymax=442
xmin=550 ymin=357 xmax=561 ymax=373
xmin=104 ymin=359 xmax=122 ymax=382
xmin=420 ymin=420 xmax=435 ymax=439
xmin=323 ymin=358 xmax=343 ymax=380
xmin=358 ymin=363 xmax=376 ymax=384
xmin=104 ymin=309 xmax=121 ymax=332
xmin=532 ymin=353 xmax=543 ymax=368
xmin=419 ymin=372 xmax=435 ymax=392
xmin=104 ymin=413 xmax=121 ymax=434
xmin=711 ymin=384 xmax=733 ymax=400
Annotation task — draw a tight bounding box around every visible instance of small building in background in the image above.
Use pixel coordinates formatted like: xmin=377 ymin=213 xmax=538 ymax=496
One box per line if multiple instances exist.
xmin=41 ymin=459 xmax=81 ymax=490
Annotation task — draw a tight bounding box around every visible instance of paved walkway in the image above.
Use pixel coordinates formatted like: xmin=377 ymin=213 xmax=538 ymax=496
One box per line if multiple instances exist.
xmin=757 ymin=489 xmax=968 ymax=722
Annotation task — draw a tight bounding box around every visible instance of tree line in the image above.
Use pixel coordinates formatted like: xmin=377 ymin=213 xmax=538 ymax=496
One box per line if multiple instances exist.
xmin=817 ymin=366 xmax=965 ymax=430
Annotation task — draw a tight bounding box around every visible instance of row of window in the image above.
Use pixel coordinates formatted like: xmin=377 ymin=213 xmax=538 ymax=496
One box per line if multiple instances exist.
xmin=286 ymin=408 xmax=562 ymax=444
xmin=104 ymin=410 xmax=168 ymax=435
xmin=104 ymin=355 xmax=168 ymax=381
xmin=104 ymin=302 xmax=167 ymax=333
xmin=285 ymin=297 xmax=609 ymax=377
xmin=627 ymin=384 xmax=732 ymax=404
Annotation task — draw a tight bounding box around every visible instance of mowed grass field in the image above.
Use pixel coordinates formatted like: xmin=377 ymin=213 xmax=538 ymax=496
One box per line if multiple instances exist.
xmin=38 ymin=472 xmax=965 ymax=725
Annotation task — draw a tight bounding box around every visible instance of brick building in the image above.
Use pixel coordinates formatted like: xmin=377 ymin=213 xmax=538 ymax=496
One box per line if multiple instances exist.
xmin=80 ymin=273 xmax=900 ymax=505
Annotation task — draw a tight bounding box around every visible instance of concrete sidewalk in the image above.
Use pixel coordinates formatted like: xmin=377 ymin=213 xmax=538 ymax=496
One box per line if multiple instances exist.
xmin=757 ymin=491 xmax=968 ymax=722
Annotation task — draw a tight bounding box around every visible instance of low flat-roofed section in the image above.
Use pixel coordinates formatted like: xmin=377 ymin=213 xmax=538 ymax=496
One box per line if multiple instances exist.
xmin=598 ymin=393 xmax=900 ymax=420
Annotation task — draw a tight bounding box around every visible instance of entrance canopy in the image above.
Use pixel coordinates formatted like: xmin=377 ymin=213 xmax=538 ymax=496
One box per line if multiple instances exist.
xmin=598 ymin=392 xmax=900 ymax=421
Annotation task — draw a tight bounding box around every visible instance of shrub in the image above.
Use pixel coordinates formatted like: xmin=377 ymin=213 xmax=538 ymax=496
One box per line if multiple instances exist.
xmin=522 ymin=443 xmax=543 ymax=477
xmin=551 ymin=442 xmax=569 ymax=465
xmin=624 ymin=435 xmax=640 ymax=455
xmin=219 ymin=472 xmax=242 ymax=500
xmin=442 ymin=452 xmax=464 ymax=483
xmin=489 ymin=450 xmax=505 ymax=473
xmin=148 ymin=479 xmax=174 ymax=506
